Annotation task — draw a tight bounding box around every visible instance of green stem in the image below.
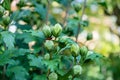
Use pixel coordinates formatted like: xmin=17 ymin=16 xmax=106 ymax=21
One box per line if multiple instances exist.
xmin=46 ymin=0 xmax=50 ymax=24
xmin=76 ymin=0 xmax=87 ymax=42
xmin=2 ymin=64 xmax=6 ymax=80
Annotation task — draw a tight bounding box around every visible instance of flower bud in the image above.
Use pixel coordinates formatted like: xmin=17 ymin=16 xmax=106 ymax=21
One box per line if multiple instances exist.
xmin=58 ymin=36 xmax=68 ymax=43
xmin=71 ymin=1 xmax=81 ymax=12
xmin=86 ymin=33 xmax=93 ymax=40
xmin=44 ymin=40 xmax=54 ymax=51
xmin=3 ymin=16 xmax=10 ymax=25
xmin=52 ymin=23 xmax=62 ymax=37
xmin=48 ymin=72 xmax=58 ymax=80
xmin=71 ymin=43 xmax=79 ymax=56
xmin=42 ymin=25 xmax=52 ymax=38
xmin=80 ymin=46 xmax=88 ymax=56
xmin=44 ymin=53 xmax=50 ymax=60
xmin=73 ymin=65 xmax=82 ymax=75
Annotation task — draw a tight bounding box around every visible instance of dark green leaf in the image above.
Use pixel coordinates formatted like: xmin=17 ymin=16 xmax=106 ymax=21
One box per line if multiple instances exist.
xmin=33 ymin=74 xmax=47 ymax=80
xmin=35 ymin=4 xmax=47 ymax=20
xmin=6 ymin=66 xmax=29 ymax=80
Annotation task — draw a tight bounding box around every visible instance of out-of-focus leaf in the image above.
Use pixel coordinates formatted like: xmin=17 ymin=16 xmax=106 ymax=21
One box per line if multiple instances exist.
xmin=56 ymin=0 xmax=68 ymax=7
xmin=85 ymin=51 xmax=103 ymax=65
xmin=44 ymin=58 xmax=60 ymax=71
xmin=13 ymin=48 xmax=30 ymax=57
xmin=56 ymin=56 xmax=73 ymax=76
xmin=10 ymin=10 xmax=31 ymax=22
xmin=0 ymin=48 xmax=29 ymax=65
xmin=27 ymin=54 xmax=43 ymax=68
xmin=6 ymin=66 xmax=29 ymax=80
xmin=1 ymin=31 xmax=15 ymax=49
xmin=35 ymin=4 xmax=47 ymax=20
xmin=80 ymin=20 xmax=89 ymax=27
xmin=2 ymin=0 xmax=11 ymax=10
xmin=31 ymin=30 xmax=45 ymax=39
xmin=16 ymin=32 xmax=36 ymax=44
xmin=16 ymin=23 xmax=32 ymax=30
xmin=33 ymin=74 xmax=47 ymax=80
xmin=0 ymin=52 xmax=11 ymax=65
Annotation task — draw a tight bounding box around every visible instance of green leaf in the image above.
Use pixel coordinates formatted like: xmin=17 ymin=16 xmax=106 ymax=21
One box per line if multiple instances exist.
xmin=35 ymin=4 xmax=47 ymax=20
xmin=73 ymin=77 xmax=81 ymax=80
xmin=56 ymin=56 xmax=73 ymax=76
xmin=2 ymin=0 xmax=11 ymax=10
xmin=31 ymin=30 xmax=45 ymax=39
xmin=56 ymin=0 xmax=68 ymax=7
xmin=13 ymin=48 xmax=30 ymax=57
xmin=80 ymin=20 xmax=89 ymax=27
xmin=33 ymin=74 xmax=47 ymax=80
xmin=0 ymin=52 xmax=11 ymax=65
xmin=44 ymin=59 xmax=60 ymax=71
xmin=1 ymin=31 xmax=15 ymax=49
xmin=6 ymin=66 xmax=29 ymax=80
xmin=65 ymin=18 xmax=81 ymax=36
xmin=0 ymin=48 xmax=28 ymax=65
xmin=16 ymin=32 xmax=35 ymax=44
xmin=85 ymin=51 xmax=103 ymax=65
xmin=27 ymin=54 xmax=43 ymax=68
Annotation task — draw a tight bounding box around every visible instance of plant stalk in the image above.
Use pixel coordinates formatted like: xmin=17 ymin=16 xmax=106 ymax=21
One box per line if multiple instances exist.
xmin=76 ymin=0 xmax=87 ymax=42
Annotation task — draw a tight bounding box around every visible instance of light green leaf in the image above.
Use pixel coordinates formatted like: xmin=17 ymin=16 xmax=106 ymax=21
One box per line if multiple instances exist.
xmin=44 ymin=59 xmax=60 ymax=71
xmin=27 ymin=54 xmax=43 ymax=68
xmin=1 ymin=31 xmax=15 ymax=49
xmin=31 ymin=30 xmax=45 ymax=39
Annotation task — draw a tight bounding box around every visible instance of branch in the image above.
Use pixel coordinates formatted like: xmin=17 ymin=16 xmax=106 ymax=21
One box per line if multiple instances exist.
xmin=46 ymin=0 xmax=50 ymax=24
xmin=76 ymin=0 xmax=87 ymax=42
xmin=63 ymin=0 xmax=70 ymax=28
xmin=2 ymin=65 xmax=6 ymax=80
xmin=109 ymin=26 xmax=120 ymax=46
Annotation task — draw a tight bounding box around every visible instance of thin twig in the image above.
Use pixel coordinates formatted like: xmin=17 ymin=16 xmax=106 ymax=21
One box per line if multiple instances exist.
xmin=109 ymin=26 xmax=120 ymax=46
xmin=63 ymin=0 xmax=70 ymax=28
xmin=2 ymin=43 xmax=7 ymax=80
xmin=2 ymin=65 xmax=6 ymax=80
xmin=76 ymin=0 xmax=87 ymax=42
xmin=46 ymin=0 xmax=50 ymax=24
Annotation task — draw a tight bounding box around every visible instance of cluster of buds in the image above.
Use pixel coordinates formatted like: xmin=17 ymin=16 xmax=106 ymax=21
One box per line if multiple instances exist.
xmin=42 ymin=23 xmax=62 ymax=38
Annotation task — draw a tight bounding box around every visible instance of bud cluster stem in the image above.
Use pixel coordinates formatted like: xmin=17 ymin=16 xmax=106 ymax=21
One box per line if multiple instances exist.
xmin=76 ymin=0 xmax=87 ymax=42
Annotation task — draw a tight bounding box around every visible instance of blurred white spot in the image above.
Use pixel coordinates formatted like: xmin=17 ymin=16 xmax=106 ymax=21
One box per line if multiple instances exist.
xmin=117 ymin=27 xmax=120 ymax=34
xmin=82 ymin=14 xmax=88 ymax=21
xmin=8 ymin=25 xmax=17 ymax=33
xmin=52 ymin=8 xmax=63 ymax=14
xmin=75 ymin=0 xmax=83 ymax=3
xmin=111 ymin=34 xmax=120 ymax=45
xmin=90 ymin=4 xmax=98 ymax=13
xmin=104 ymin=32 xmax=119 ymax=45
xmin=29 ymin=41 xmax=36 ymax=51
xmin=0 ymin=0 xmax=4 ymax=4
xmin=78 ymin=31 xmax=87 ymax=43
xmin=104 ymin=32 xmax=111 ymax=42
xmin=93 ymin=31 xmax=99 ymax=40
